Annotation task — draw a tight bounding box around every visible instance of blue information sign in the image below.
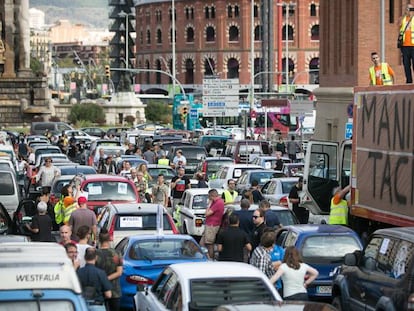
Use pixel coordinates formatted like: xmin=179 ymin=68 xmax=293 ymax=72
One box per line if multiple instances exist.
xmin=345 ymin=122 xmax=353 ymax=139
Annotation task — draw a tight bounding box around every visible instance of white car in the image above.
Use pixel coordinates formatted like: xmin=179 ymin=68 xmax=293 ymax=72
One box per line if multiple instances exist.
xmin=176 ymin=188 xmax=223 ymax=237
xmin=134 ymin=262 xmax=282 ymax=311
xmin=64 ymin=129 xmax=98 ymax=143
xmin=208 ymin=163 xmax=263 ymax=189
xmin=261 ymin=177 xmax=300 ymax=207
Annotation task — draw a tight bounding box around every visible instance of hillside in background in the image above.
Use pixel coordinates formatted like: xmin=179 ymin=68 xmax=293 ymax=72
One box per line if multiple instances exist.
xmin=30 ymin=0 xmax=110 ymax=29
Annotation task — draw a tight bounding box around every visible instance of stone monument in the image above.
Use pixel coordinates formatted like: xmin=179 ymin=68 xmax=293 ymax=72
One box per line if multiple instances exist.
xmin=0 ymin=0 xmax=50 ymax=125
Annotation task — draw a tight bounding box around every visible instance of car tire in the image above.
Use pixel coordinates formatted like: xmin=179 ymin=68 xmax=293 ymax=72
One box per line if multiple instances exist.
xmin=332 ymin=296 xmax=342 ymax=311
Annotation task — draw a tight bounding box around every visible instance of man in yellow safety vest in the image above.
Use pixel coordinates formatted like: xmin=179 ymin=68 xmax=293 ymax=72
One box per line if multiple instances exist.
xmin=328 ymin=185 xmax=351 ymax=225
xmin=368 ymin=52 xmax=395 ymax=85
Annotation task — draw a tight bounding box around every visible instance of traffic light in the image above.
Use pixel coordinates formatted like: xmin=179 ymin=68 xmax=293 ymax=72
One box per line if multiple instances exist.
xmin=180 ymin=106 xmax=188 ymax=124
xmin=105 ymin=65 xmax=110 ymax=78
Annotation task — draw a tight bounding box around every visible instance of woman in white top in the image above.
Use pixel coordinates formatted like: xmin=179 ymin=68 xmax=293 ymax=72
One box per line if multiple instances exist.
xmin=35 ymin=157 xmax=61 ymax=188
xmin=270 ymin=246 xmax=319 ymax=300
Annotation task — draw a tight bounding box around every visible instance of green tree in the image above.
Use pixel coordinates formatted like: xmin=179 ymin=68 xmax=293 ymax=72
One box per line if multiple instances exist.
xmin=145 ymin=102 xmax=172 ymax=124
xmin=69 ymin=102 xmax=105 ymax=125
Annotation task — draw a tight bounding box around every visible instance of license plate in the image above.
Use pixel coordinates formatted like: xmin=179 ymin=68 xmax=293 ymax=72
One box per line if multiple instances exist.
xmin=316 ymin=286 xmax=332 ymax=294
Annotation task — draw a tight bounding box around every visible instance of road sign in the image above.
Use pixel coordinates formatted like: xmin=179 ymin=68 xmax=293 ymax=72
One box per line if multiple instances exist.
xmin=345 ymin=122 xmax=353 ymax=139
xmin=202 ymin=78 xmax=239 ymax=117
xmin=289 ymin=100 xmax=314 ymax=116
xmin=189 ymin=109 xmax=198 ymax=118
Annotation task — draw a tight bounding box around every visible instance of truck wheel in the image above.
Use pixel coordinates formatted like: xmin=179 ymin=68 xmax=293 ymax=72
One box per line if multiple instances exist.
xmin=332 ymin=296 xmax=342 ymax=311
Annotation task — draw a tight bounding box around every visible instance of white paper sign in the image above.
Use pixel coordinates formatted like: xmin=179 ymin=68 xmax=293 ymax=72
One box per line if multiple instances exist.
xmin=118 ymin=183 xmax=128 ymax=194
xmin=120 ymin=216 xmax=143 ymax=228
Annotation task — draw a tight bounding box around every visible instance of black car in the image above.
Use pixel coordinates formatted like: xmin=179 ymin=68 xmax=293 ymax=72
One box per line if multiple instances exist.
xmin=332 ymin=227 xmax=414 ymax=311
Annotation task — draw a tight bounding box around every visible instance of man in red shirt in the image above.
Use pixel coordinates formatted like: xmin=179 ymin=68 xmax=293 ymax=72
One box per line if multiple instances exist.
xmin=201 ymin=189 xmax=225 ymax=259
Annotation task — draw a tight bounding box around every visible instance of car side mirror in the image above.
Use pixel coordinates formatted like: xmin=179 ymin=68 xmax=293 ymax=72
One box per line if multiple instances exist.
xmin=344 ymin=253 xmax=357 ymax=266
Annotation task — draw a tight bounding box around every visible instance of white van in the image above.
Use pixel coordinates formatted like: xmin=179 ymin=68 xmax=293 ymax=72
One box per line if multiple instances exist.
xmin=0 ymin=242 xmax=89 ymax=310
xmin=0 ymin=169 xmax=21 ymax=216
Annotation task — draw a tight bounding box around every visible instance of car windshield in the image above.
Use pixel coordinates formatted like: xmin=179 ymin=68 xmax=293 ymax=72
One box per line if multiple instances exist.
xmin=274 ymin=210 xmax=297 ymax=226
xmin=207 ymin=161 xmax=233 ymax=173
xmin=84 ymin=181 xmax=137 ymax=201
xmin=193 ymin=195 xmax=209 ymax=209
xmin=148 ymin=168 xmax=176 ymax=179
xmin=129 ymin=238 xmax=204 ymax=260
xmin=115 ymin=214 xmax=172 ymax=231
xmin=281 ymin=181 xmax=298 ymax=193
xmin=190 ymin=278 xmax=275 ymax=309
xmin=0 ymin=301 xmax=75 ymax=310
xmin=248 ymin=171 xmax=278 ymax=185
xmin=302 ymin=235 xmax=361 ymax=261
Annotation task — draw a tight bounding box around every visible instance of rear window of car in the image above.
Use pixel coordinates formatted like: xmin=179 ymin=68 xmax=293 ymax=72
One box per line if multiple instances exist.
xmin=129 ymin=239 xmax=204 ymax=260
xmin=248 ymin=172 xmax=278 ymax=185
xmin=0 ymin=173 xmax=14 ymax=195
xmin=148 ymin=168 xmax=176 ymax=179
xmin=207 ymin=160 xmax=233 ymax=172
xmin=115 ymin=214 xmax=172 ymax=231
xmin=193 ymin=195 xmax=209 ymax=209
xmin=84 ymin=181 xmax=137 ymax=202
xmin=274 ymin=210 xmax=298 ymax=226
xmin=302 ymin=235 xmax=361 ymax=262
xmin=281 ymin=181 xmax=297 ymax=193
xmin=190 ymin=278 xmax=275 ymax=308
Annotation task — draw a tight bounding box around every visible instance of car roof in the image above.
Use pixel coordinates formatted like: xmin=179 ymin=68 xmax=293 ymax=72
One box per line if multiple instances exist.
xmin=170 ymin=261 xmax=269 ymax=279
xmin=147 ymin=164 xmax=174 ymax=169
xmin=222 ymin=164 xmax=263 ymax=169
xmin=216 ymin=301 xmax=337 ymax=311
xmin=109 ymin=202 xmax=168 ymax=214
xmin=373 ymin=227 xmax=414 ymax=242
xmin=81 ymin=174 xmax=130 ymax=182
xmin=128 ymin=234 xmax=195 ymax=243
xmin=183 ymin=188 xmax=213 ymax=195
xmin=283 ymin=224 xmax=358 ymax=234
xmin=267 ymin=177 xmax=299 ymax=182
xmin=204 ymin=157 xmax=233 ymax=161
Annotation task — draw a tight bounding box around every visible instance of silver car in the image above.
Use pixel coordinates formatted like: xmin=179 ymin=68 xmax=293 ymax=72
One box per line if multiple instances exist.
xmin=261 ymin=177 xmax=299 ymax=207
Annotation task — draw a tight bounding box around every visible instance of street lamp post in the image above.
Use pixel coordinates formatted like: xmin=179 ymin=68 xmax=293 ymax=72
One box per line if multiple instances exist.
xmin=118 ymin=10 xmax=135 ymax=70
xmin=250 ymin=0 xmax=255 ymax=130
xmin=277 ymin=1 xmax=296 ymax=91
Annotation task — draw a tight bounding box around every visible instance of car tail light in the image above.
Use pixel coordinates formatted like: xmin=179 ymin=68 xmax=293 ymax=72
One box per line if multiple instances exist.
xmin=195 ymin=219 xmax=203 ymax=227
xmin=279 ymin=196 xmax=289 ymax=208
xmin=108 ymin=217 xmax=116 ymax=241
xmin=126 ymin=275 xmax=154 ymax=285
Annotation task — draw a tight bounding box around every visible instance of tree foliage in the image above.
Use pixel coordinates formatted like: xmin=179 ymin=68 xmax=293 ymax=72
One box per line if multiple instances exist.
xmin=68 ymin=103 xmax=105 ymax=125
xmin=145 ymin=102 xmax=172 ymax=124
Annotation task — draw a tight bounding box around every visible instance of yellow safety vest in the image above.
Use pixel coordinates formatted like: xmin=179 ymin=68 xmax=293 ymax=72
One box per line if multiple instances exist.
xmin=158 ymin=158 xmax=169 ymax=165
xmin=223 ymin=190 xmax=238 ymax=204
xmin=400 ymin=16 xmax=414 ymax=45
xmin=63 ymin=203 xmax=77 ymax=224
xmin=328 ymin=198 xmax=348 ymax=225
xmin=369 ymin=63 xmax=392 ymax=85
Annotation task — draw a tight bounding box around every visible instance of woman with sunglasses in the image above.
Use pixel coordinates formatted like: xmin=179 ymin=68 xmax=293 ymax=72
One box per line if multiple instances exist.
xmin=35 ymin=157 xmax=61 ymax=191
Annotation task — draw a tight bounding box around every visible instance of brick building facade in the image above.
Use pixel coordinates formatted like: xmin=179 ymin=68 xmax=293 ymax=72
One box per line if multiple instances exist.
xmin=133 ymin=0 xmax=320 ymax=93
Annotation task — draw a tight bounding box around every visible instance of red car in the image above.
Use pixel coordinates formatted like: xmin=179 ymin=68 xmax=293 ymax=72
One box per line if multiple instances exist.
xmin=74 ymin=174 xmax=139 ymax=214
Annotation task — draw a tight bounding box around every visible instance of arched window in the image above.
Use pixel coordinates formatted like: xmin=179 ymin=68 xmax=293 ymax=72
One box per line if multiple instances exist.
xmin=254 ymin=4 xmax=259 ymax=18
xmin=186 ymin=27 xmax=194 ymax=42
xmin=227 ymin=58 xmax=239 ymax=78
xmin=168 ymin=59 xmax=173 ymax=83
xmin=204 ymin=58 xmax=215 ymax=76
xmin=139 ymin=31 xmax=143 ymax=44
xmin=205 ymin=7 xmax=209 ymax=19
xmin=228 ymin=5 xmax=233 ymax=18
xmin=185 ymin=59 xmax=194 ymax=84
xmin=310 ymin=4 xmax=317 ymax=16
xmin=157 ymin=29 xmax=162 ymax=44
xmin=311 ymin=25 xmax=319 ymax=40
xmin=254 ymin=25 xmax=263 ymax=41
xmin=234 ymin=5 xmax=239 ymax=17
xmin=156 ymin=60 xmax=162 ymax=84
xmin=229 ymin=25 xmax=239 ymax=41
xmin=282 ymin=25 xmax=294 ymax=40
xmin=309 ymin=57 xmax=319 ymax=84
xmin=146 ymin=29 xmax=151 ymax=44
xmin=282 ymin=58 xmax=295 ymax=83
xmin=206 ymin=26 xmax=215 ymax=42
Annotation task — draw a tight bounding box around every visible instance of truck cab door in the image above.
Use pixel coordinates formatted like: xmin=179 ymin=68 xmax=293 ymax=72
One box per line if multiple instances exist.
xmin=302 ymin=141 xmax=340 ymax=214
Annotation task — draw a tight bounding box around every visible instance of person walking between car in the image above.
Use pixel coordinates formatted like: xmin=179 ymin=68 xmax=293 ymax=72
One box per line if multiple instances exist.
xmin=289 ymin=177 xmax=308 ymax=224
xmin=399 ymin=4 xmax=414 ymax=83
xmin=200 ymin=189 xmax=225 ymax=259
xmin=152 ymin=174 xmax=169 ymax=207
xmin=251 ymin=208 xmax=268 ymax=250
xmin=96 ymin=229 xmax=123 ymax=311
xmin=69 ymin=197 xmax=97 ymax=244
xmin=35 ymin=157 xmax=61 ymax=191
xmin=259 ymin=200 xmax=281 ymax=229
xmin=250 ymin=180 xmax=264 ymax=204
xmin=25 ymin=201 xmax=53 ymax=242
xmin=222 ymin=179 xmax=238 ymax=205
xmin=250 ymin=230 xmax=276 ymax=278
xmin=216 ymin=213 xmax=252 ymax=262
xmin=65 ymin=242 xmax=80 ymax=271
xmin=369 ymin=52 xmax=395 ymax=85
xmin=329 ymin=185 xmax=350 ymax=225
xmin=77 ymin=248 xmax=112 ymax=311
xmin=270 ymin=246 xmax=319 ymax=301
xmin=171 ymin=167 xmax=191 ymax=211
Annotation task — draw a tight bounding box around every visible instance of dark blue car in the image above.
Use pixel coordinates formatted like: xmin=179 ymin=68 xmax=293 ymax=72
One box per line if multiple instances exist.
xmin=276 ymin=224 xmax=363 ymax=300
xmin=115 ymin=234 xmax=208 ymax=309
